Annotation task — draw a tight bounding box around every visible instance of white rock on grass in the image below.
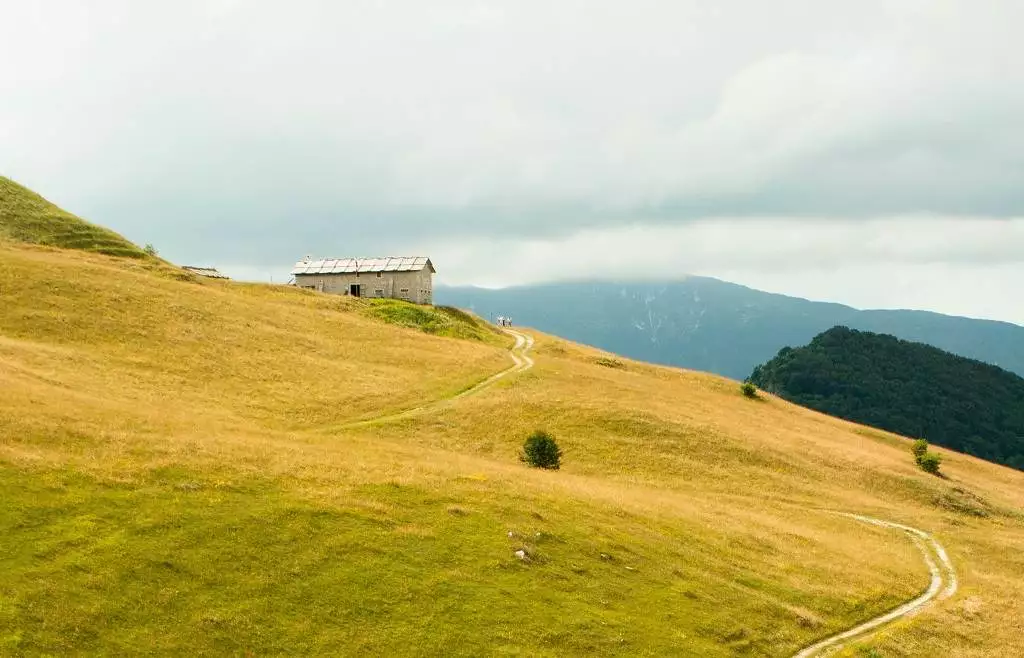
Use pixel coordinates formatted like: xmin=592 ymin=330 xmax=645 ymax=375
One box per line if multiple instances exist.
xmin=515 ymin=550 xmax=527 ymax=560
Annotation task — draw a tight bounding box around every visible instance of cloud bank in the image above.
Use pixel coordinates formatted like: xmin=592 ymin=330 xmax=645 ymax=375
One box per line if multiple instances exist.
xmin=1 ymin=1 xmax=1021 ymax=322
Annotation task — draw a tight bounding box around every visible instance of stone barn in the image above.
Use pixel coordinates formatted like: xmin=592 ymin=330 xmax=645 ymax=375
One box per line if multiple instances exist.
xmin=291 ymin=256 xmax=435 ymax=304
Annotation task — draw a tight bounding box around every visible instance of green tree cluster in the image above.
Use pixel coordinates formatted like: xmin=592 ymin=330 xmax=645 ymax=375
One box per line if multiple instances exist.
xmin=749 ymin=326 xmax=1024 ymax=471
xmin=912 ymin=439 xmax=942 ymax=475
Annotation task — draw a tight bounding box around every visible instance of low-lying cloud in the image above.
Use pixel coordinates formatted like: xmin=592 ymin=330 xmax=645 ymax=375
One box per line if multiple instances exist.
xmin=1 ymin=1 xmax=1022 ymax=322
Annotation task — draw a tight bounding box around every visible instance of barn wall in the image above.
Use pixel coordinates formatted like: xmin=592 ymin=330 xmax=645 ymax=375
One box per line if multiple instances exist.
xmin=294 ymin=269 xmax=433 ymax=304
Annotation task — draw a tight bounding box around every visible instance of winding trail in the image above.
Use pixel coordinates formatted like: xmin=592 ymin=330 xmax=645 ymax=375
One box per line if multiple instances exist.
xmin=339 ymin=326 xmax=958 ymax=654
xmin=793 ymin=513 xmax=958 ymax=657
xmin=342 ymin=328 xmax=533 ymax=429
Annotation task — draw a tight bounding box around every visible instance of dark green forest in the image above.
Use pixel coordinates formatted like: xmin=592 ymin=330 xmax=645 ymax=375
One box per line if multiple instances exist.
xmin=749 ymin=326 xmax=1024 ymax=471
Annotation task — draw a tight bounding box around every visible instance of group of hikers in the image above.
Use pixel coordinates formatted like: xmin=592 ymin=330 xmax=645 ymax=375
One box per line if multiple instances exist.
xmin=496 ymin=316 xmax=513 ymax=327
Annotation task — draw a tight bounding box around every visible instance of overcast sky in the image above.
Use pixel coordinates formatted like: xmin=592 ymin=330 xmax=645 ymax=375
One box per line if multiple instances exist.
xmin=2 ymin=1 xmax=1022 ymax=324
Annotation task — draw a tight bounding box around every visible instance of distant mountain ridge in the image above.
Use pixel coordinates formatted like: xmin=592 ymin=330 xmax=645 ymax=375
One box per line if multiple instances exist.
xmin=435 ymin=279 xmax=1024 ymax=379
xmin=750 ymin=326 xmax=1024 ymax=470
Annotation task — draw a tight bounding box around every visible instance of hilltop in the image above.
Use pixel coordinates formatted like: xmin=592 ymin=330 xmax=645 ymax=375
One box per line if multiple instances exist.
xmin=0 ymin=176 xmax=149 ymax=258
xmin=436 ymin=280 xmax=1024 ymax=379
xmin=750 ymin=327 xmax=1024 ymax=471
xmin=1 ymin=185 xmax=1023 ymax=656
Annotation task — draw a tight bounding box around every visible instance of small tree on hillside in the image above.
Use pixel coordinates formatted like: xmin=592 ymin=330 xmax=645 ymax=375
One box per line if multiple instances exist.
xmin=144 ymin=243 xmax=158 ymax=257
xmin=521 ymin=430 xmax=562 ymax=470
xmin=912 ymin=439 xmax=942 ymax=475
xmin=741 ymin=381 xmax=758 ymax=399
xmin=918 ymin=452 xmax=942 ymax=475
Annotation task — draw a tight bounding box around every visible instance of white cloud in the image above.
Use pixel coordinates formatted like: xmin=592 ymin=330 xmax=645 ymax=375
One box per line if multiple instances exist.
xmin=421 ymin=217 xmax=1024 ymax=324
xmin=4 ymin=1 xmax=1022 ymax=218
xmin=2 ymin=1 xmax=1023 ymax=323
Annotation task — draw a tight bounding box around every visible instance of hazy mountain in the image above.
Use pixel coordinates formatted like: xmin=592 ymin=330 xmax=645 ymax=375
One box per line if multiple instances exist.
xmin=436 ymin=278 xmax=1024 ymax=380
xmin=750 ymin=327 xmax=1024 ymax=470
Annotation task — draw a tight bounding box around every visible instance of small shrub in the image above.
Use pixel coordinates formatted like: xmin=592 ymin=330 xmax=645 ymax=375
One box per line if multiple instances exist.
xmin=144 ymin=243 xmax=158 ymax=257
xmin=521 ymin=430 xmax=562 ymax=470
xmin=912 ymin=439 xmax=942 ymax=475
xmin=918 ymin=452 xmax=942 ymax=475
xmin=741 ymin=381 xmax=758 ymax=398
xmin=595 ymin=357 xmax=625 ymax=369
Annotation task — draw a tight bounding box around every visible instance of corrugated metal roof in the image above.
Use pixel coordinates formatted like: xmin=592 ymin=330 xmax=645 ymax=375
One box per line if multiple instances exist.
xmin=182 ymin=266 xmax=230 ymax=279
xmin=291 ymin=257 xmax=434 ymax=275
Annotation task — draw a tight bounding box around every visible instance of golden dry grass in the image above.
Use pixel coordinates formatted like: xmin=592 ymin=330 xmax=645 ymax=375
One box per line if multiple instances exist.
xmin=1 ymin=241 xmax=1023 ymax=656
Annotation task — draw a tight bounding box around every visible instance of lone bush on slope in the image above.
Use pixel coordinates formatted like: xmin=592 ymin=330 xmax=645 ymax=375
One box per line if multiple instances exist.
xmin=912 ymin=439 xmax=942 ymax=475
xmin=521 ymin=431 xmax=562 ymax=470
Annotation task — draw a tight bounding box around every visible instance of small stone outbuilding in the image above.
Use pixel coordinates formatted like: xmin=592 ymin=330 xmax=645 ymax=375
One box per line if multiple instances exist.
xmin=182 ymin=266 xmax=229 ymax=279
xmin=291 ymin=256 xmax=435 ymax=305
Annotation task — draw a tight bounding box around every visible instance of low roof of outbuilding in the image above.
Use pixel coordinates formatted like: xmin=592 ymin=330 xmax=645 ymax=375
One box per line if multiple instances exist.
xmin=182 ymin=266 xmax=230 ymax=279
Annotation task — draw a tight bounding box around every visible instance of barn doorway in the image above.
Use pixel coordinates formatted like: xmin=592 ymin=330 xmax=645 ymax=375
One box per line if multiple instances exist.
xmin=350 ymin=284 xmax=361 ymax=297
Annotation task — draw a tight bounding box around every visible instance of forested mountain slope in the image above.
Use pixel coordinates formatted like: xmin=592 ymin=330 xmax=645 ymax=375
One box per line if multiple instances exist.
xmin=750 ymin=326 xmax=1024 ymax=470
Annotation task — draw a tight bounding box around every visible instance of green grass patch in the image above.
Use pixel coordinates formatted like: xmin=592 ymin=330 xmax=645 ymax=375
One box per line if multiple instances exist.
xmin=0 ymin=176 xmax=149 ymax=259
xmin=362 ymin=299 xmax=502 ymax=343
xmin=932 ymin=487 xmax=993 ymax=518
xmin=0 ymin=463 xmax=920 ymax=657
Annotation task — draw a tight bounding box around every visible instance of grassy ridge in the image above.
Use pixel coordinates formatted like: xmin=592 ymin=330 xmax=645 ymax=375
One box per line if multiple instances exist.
xmin=362 ymin=299 xmax=505 ymax=343
xmin=1 ymin=229 xmax=1023 ymax=654
xmin=0 ymin=176 xmax=148 ymax=258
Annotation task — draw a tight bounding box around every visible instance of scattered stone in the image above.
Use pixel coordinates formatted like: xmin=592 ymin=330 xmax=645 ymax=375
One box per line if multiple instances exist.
xmin=961 ymin=596 xmax=984 ymax=619
xmin=625 ymin=566 xmax=636 ymax=571
xmin=795 ymin=609 xmax=823 ymax=628
xmin=508 ymin=531 xmax=514 ymax=538
xmin=515 ymin=550 xmax=527 ymax=560
xmin=600 ymin=553 xmax=612 ymax=560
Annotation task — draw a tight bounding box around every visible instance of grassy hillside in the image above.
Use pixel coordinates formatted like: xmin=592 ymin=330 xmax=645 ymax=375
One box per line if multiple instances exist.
xmin=750 ymin=327 xmax=1024 ymax=470
xmin=0 ymin=176 xmax=149 ymax=258
xmin=363 ymin=299 xmax=504 ymax=342
xmin=1 ymin=241 xmax=1023 ymax=656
